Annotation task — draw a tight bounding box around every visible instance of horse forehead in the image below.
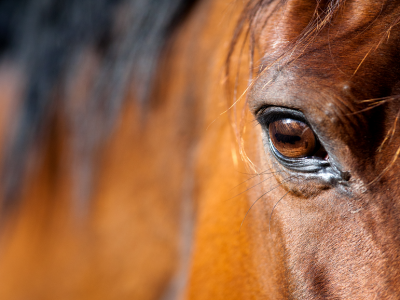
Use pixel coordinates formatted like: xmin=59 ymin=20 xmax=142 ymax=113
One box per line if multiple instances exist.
xmin=259 ymin=0 xmax=400 ymax=53
xmin=273 ymin=0 xmax=391 ymax=27
xmin=253 ymin=0 xmax=400 ymax=105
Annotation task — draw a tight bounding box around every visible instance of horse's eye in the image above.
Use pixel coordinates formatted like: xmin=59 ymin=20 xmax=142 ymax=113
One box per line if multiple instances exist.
xmin=269 ymin=119 xmax=316 ymax=158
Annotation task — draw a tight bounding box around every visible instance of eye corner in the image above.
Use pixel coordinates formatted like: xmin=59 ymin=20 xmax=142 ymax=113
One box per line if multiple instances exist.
xmin=255 ymin=106 xmax=273 ymax=126
xmin=254 ymin=105 xmax=270 ymax=118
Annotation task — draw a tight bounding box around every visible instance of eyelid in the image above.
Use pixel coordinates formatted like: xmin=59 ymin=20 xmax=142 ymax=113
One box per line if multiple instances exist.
xmin=256 ymin=106 xmax=309 ymax=127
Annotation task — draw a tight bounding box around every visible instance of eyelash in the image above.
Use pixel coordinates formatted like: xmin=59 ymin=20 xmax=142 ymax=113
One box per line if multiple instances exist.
xmin=256 ymin=106 xmax=308 ymax=126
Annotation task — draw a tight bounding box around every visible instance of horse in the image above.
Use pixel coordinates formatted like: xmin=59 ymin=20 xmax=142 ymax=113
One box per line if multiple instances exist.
xmin=0 ymin=0 xmax=400 ymax=299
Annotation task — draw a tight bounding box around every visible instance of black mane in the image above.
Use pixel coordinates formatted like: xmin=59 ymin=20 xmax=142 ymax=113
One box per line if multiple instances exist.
xmin=0 ymin=0 xmax=197 ymax=209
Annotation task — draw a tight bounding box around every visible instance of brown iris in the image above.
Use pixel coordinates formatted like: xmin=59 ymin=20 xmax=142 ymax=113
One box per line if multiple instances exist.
xmin=269 ymin=119 xmax=316 ymax=158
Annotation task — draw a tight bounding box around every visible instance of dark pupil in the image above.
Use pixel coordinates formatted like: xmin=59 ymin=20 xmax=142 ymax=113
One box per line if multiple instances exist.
xmin=274 ymin=133 xmax=301 ymax=145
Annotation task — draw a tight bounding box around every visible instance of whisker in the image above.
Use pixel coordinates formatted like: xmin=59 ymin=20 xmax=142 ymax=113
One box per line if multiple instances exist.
xmin=229 ymin=174 xmax=279 ymax=200
xmin=235 ymin=167 xmax=273 ymax=176
xmin=269 ymin=191 xmax=290 ymax=234
xmin=239 ymin=175 xmax=294 ymax=230
xmin=360 ymin=95 xmax=400 ymax=103
xmin=231 ymin=170 xmax=271 ymax=188
xmin=370 ymin=108 xmax=400 ymax=184
xmin=377 ymin=107 xmax=400 ymax=152
xmin=231 ymin=170 xmax=285 ymax=190
xmin=349 ymin=95 xmax=400 ymax=116
xmin=348 ymin=101 xmax=386 ymax=115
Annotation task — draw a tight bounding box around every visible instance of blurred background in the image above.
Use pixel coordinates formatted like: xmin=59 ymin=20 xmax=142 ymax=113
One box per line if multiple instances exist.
xmin=0 ymin=0 xmax=252 ymax=299
xmin=0 ymin=0 xmax=202 ymax=299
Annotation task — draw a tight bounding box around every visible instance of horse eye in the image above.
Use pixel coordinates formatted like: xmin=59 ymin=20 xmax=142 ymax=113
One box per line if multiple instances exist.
xmin=268 ymin=119 xmax=316 ymax=158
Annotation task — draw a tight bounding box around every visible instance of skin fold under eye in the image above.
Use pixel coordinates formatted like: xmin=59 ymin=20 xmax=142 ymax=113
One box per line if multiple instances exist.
xmin=269 ymin=119 xmax=316 ymax=158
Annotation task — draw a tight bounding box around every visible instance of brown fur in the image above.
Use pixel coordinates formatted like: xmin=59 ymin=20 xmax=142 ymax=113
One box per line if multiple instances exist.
xmin=1 ymin=0 xmax=400 ymax=299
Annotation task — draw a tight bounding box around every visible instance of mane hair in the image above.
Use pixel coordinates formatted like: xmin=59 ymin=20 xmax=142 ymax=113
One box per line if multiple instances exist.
xmin=0 ymin=0 xmax=197 ymax=210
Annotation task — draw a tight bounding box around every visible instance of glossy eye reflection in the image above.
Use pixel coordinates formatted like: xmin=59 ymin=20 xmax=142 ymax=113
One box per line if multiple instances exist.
xmin=269 ymin=119 xmax=316 ymax=158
